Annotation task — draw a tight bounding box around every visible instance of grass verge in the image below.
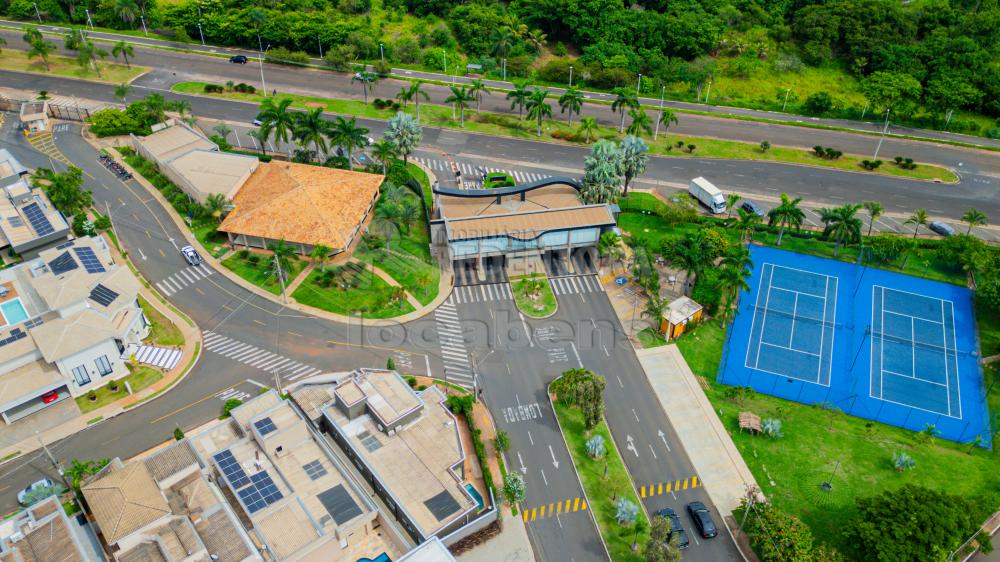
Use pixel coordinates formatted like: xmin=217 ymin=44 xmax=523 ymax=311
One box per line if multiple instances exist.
xmin=511 ymin=274 xmax=558 ymax=318
xmin=221 ymin=251 xmax=306 ymax=295
xmin=138 ymin=295 xmax=184 ymax=347
xmin=75 ymin=364 xmax=163 ymax=414
xmin=553 ymin=399 xmax=648 ymax=561
xmin=291 ymin=264 xmax=415 ymax=318
xmin=1 ymin=48 xmax=147 ymax=83
xmin=171 ymin=82 xmax=958 ymax=182
xmin=674 ymin=319 xmax=1000 ymax=555
xmin=191 ymin=222 xmax=230 ymax=258
xmin=637 ymin=327 xmax=668 ymax=349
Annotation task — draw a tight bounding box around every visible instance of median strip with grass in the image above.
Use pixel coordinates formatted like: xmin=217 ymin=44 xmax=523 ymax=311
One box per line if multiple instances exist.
xmin=291 ymin=263 xmax=415 ymax=318
xmin=552 ymin=398 xmax=649 ymax=562
xmin=512 ymin=274 xmax=557 ymax=318
xmin=172 ymin=81 xmax=957 ymax=182
xmin=1 ymin=48 xmax=148 ymax=84
xmin=221 ymin=250 xmax=306 ymax=296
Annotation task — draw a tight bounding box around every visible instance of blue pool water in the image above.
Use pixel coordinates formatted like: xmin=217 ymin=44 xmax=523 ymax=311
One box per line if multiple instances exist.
xmin=465 ymin=483 xmax=484 ymax=510
xmin=0 ymin=298 xmax=28 ymax=326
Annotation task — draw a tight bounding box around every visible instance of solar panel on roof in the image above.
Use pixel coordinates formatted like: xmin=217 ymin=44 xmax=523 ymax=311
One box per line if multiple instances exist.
xmin=48 ymin=251 xmax=78 ymax=275
xmin=56 ymin=240 xmax=75 ymax=249
xmin=253 ymin=417 xmax=277 ymax=436
xmin=213 ymin=450 xmax=250 ymax=489
xmin=8 ymin=216 xmax=23 ymax=228
xmin=303 ymin=460 xmax=327 ymax=481
xmin=424 ymin=490 xmax=462 ymax=521
xmin=317 ymin=484 xmax=362 ymax=524
xmin=73 ymin=247 xmax=105 ymax=273
xmin=23 ymin=202 xmax=54 ymax=236
xmin=89 ymin=284 xmax=119 ymax=307
xmin=358 ymin=431 xmax=382 ymax=453
xmin=238 ymin=471 xmax=283 ymax=514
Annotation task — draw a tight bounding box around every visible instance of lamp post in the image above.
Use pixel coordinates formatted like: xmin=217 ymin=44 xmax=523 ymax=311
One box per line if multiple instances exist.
xmin=318 ymin=39 xmax=323 ymax=58
xmin=782 ymin=88 xmax=791 ymax=112
xmin=569 ymin=65 xmax=573 ymax=87
xmin=471 ymin=349 xmax=494 ymax=401
xmin=140 ymin=15 xmax=147 ymax=35
xmin=197 ymin=22 xmax=205 ymax=46
xmin=653 ymin=85 xmax=665 ymax=141
xmin=872 ymin=108 xmax=891 ymax=161
xmin=502 ymin=58 xmax=506 ymax=81
xmin=442 ymin=49 xmax=446 ymax=74
xmin=32 ymin=2 xmax=42 ymax=23
xmin=704 ymin=78 xmax=712 ymax=103
xmin=379 ymin=43 xmax=384 ymax=62
xmin=259 ymin=44 xmax=271 ymax=96
xmin=85 ymin=8 xmax=94 ymax=28
xmin=636 ymin=73 xmax=642 ymax=95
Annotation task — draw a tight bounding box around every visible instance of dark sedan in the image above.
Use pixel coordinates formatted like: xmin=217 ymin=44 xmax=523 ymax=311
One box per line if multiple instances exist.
xmin=655 ymin=508 xmax=690 ymax=549
xmin=686 ymin=501 xmax=718 ymax=538
xmin=229 ymin=55 xmax=248 ymax=64
xmin=740 ymin=199 xmax=765 ymax=216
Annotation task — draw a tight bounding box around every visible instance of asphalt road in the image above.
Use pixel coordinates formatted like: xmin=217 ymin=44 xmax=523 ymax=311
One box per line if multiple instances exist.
xmin=3 ymin=19 xmax=998 ymax=151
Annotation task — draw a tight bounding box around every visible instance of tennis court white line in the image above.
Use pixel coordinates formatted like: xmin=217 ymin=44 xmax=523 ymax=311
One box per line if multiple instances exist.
xmin=788 ymin=292 xmax=799 ymax=347
xmin=748 ymin=362 xmax=823 ymax=384
xmin=753 ymin=265 xmax=778 ymax=370
xmin=759 ymin=341 xmax=822 ymax=357
xmin=744 ymin=263 xmax=771 ymax=370
xmin=818 ymin=276 xmax=828 ymax=382
xmin=883 ymin=308 xmax=944 ymax=325
xmin=881 ymin=369 xmax=949 ymax=386
xmin=770 ymin=283 xmax=825 ymax=300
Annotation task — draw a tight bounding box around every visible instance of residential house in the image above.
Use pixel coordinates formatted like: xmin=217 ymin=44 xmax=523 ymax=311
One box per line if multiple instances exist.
xmin=0 ymin=495 xmax=105 ymax=562
xmin=0 ymin=149 xmax=71 ymax=257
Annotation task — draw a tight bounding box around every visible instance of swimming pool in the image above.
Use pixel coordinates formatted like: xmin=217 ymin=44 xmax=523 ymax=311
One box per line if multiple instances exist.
xmin=465 ymin=483 xmax=484 ymax=511
xmin=0 ymin=298 xmax=29 ymax=326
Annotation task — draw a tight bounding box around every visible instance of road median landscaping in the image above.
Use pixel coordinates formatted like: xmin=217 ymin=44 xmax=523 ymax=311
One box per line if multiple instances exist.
xmin=172 ymin=81 xmax=958 ymax=182
xmin=1 ymin=48 xmax=147 ymax=84
xmin=511 ymin=274 xmax=558 ymax=318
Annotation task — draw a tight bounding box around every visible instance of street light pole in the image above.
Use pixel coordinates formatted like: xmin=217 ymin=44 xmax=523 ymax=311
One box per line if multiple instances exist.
xmin=782 ymin=88 xmax=791 ymax=112
xmin=32 ymin=2 xmax=42 ymax=23
xmin=197 ymin=22 xmax=205 ymax=46
xmin=502 ymin=58 xmax=506 ymax=81
xmin=704 ymin=78 xmax=712 ymax=104
xmin=318 ymin=39 xmax=323 ymax=58
xmin=259 ymin=44 xmax=271 ymax=96
xmin=379 ymin=43 xmax=384 ymax=62
xmin=140 ymin=15 xmax=147 ymax=35
xmin=636 ymin=73 xmax=642 ymax=95
xmin=85 ymin=8 xmax=94 ymax=28
xmin=653 ymin=85 xmax=665 ymax=141
xmin=873 ymin=108 xmax=891 ymax=160
xmin=442 ymin=49 xmax=447 ymax=74
xmin=569 ymin=65 xmax=573 ymax=87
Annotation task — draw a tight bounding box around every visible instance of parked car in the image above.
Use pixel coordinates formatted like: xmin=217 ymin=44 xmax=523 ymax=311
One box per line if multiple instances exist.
xmin=251 ymin=118 xmax=263 ymax=127
xmin=740 ymin=199 xmax=765 ymax=217
xmin=41 ymin=390 xmax=59 ymax=404
xmin=655 ymin=508 xmax=690 ymax=549
xmin=229 ymin=55 xmax=248 ymax=64
xmin=180 ymin=245 xmax=202 ymax=266
xmin=928 ymin=221 xmax=954 ymax=237
xmin=17 ymin=478 xmax=55 ymax=505
xmin=686 ymin=501 xmax=718 ymax=538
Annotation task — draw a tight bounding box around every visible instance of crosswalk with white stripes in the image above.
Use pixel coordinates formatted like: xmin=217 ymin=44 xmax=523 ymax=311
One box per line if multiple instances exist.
xmin=156 ymin=266 xmax=214 ymax=296
xmin=216 ymin=386 xmax=252 ymax=403
xmin=202 ymin=331 xmax=324 ymax=381
xmin=412 ymin=157 xmax=553 ymax=186
xmin=449 ymin=283 xmax=513 ymax=304
xmin=550 ymin=275 xmax=604 ymax=296
xmin=433 ymin=301 xmax=474 ymax=389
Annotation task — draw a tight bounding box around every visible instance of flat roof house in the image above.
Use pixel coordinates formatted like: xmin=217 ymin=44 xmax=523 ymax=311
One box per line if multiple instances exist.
xmin=188 ymin=390 xmax=407 ymax=561
xmin=0 ymin=149 xmax=70 ymax=257
xmin=0 ymin=236 xmax=148 ymax=425
xmin=131 ymin=122 xmax=259 ymax=204
xmin=292 ymin=369 xmax=480 ymax=544
xmin=18 ymin=101 xmax=49 ymax=133
xmin=218 ymin=162 xmax=382 ymax=257
xmin=0 ymin=495 xmax=105 ymax=561
xmin=81 ymin=441 xmax=261 ymax=562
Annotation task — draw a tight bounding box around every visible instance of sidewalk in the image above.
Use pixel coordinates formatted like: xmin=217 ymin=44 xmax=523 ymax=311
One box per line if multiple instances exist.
xmin=634 ymin=345 xmax=761 ymax=516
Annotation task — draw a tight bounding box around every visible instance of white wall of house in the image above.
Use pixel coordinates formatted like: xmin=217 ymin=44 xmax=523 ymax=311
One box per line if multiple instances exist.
xmin=56 ymin=339 xmax=129 ymax=396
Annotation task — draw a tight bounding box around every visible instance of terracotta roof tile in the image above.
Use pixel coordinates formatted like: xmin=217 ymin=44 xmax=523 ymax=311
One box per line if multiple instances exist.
xmin=82 ymin=462 xmax=171 ymax=545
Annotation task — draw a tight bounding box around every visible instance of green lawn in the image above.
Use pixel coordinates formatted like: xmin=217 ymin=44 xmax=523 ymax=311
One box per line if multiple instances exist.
xmin=0 ymin=48 xmax=148 ymax=84
xmin=674 ymin=319 xmax=1000 ymax=555
xmin=75 ymin=364 xmax=163 ymax=414
xmin=553 ymin=399 xmax=649 ymax=561
xmin=406 ymin=162 xmax=434 ymax=212
xmin=191 ymin=222 xmax=230 ymax=259
xmin=171 ymin=82 xmax=957 ymax=182
xmin=512 ymin=274 xmax=558 ymax=318
xmin=291 ymin=264 xmax=415 ymax=318
xmin=637 ymin=327 xmax=668 ymax=349
xmin=976 ymin=297 xmax=1000 ymax=358
xmin=221 ymin=251 xmax=306 ymax=295
xmin=138 ymin=296 xmax=184 ymax=347
xmin=355 ymin=246 xmax=439 ymax=305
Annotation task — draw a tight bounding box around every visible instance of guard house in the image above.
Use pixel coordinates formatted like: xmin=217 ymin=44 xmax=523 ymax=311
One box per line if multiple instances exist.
xmin=19 ymin=101 xmax=50 ymax=132
xmin=659 ymin=296 xmax=703 ymax=340
xmin=431 ymin=179 xmax=617 ymax=282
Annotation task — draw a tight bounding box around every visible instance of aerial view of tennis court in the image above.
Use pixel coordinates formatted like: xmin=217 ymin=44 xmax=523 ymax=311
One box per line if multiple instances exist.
xmin=719 ymin=246 xmax=989 ymax=445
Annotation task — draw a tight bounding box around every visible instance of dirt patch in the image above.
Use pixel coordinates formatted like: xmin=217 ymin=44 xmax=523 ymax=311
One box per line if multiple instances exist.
xmin=304 ymin=102 xmax=325 ymax=109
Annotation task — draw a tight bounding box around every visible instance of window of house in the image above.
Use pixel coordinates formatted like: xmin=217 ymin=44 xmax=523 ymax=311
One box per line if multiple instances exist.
xmin=72 ymin=365 xmax=91 ymax=386
xmin=95 ymin=355 xmax=113 ymax=376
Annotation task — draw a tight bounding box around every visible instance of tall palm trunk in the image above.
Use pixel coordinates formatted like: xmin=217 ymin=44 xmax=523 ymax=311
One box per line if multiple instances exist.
xmin=868 ymin=218 xmax=875 ymax=237
xmin=415 ymin=98 xmax=421 ymax=122
xmin=777 ymin=224 xmax=786 ymax=246
xmin=619 ymin=110 xmax=626 ymax=133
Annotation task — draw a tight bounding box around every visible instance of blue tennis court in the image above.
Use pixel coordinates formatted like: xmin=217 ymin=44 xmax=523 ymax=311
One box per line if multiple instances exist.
xmin=720 ymin=246 xmax=989 ymax=446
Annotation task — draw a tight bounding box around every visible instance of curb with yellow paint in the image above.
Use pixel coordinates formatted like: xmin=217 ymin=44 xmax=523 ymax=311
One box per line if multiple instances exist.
xmin=638 ymin=476 xmax=701 ymax=499
xmin=522 ymin=496 xmax=588 ymax=523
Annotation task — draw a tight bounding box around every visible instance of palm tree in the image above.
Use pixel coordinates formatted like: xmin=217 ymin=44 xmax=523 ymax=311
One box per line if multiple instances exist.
xmin=111 ymin=41 xmax=134 ymax=68
xmin=309 ymin=244 xmax=332 ymax=271
xmin=733 ymin=207 xmax=762 ymax=242
xmin=371 ymin=139 xmax=397 ymax=175
xmin=525 ymin=88 xmax=551 ymax=137
xmin=114 ymin=82 xmax=131 ymax=103
xmin=328 ymin=116 xmax=369 ymax=167
xmin=396 ymin=86 xmax=411 ymax=109
xmin=611 ymin=88 xmax=639 ymax=133
xmin=506 ymin=81 xmax=530 ymax=120
xmin=257 ymin=96 xmax=296 ymax=149
xmin=766 ymin=192 xmax=805 ymax=246
xmin=115 ymin=0 xmax=138 ymax=27
xmin=293 ymin=107 xmax=330 ymax=161
xmin=725 ymin=194 xmax=742 ymax=219
xmin=26 ymin=36 xmax=56 ymax=71
xmin=654 ymin=108 xmax=677 ymax=141
xmin=143 ymin=93 xmax=167 ymax=123
xmin=468 ymin=79 xmax=489 ymax=112
xmin=403 ymin=81 xmax=430 ymax=122
xmin=598 ymin=231 xmax=622 ymax=268
xmin=961 ymin=208 xmax=988 ymax=234
xmin=77 ymin=40 xmax=108 ymax=78
xmin=863 ymin=200 xmax=884 ymax=237
xmin=577 ymin=116 xmax=598 ymax=144
xmin=212 ymin=123 xmax=233 ymax=142
xmin=526 ymin=28 xmax=547 ymax=53
xmin=205 ymin=193 xmax=228 ymax=222
xmin=492 ymin=28 xmax=514 ymax=59
xmin=904 ymin=209 xmax=929 ymax=239
xmin=619 ymin=135 xmax=648 ymax=195
xmin=625 ymin=108 xmax=652 ymax=137
xmin=445 ymin=86 xmax=474 ymax=127
xmin=580 ymin=140 xmax=623 ymax=204
xmin=818 ymin=203 xmax=863 ymax=256
xmin=398 ymin=199 xmax=420 ymax=234
xmin=248 ymin=122 xmax=271 ymax=155
xmin=352 ymin=71 xmax=378 ymax=104
xmin=372 ymin=204 xmax=401 ymax=252
xmin=384 ymin=111 xmax=422 ymax=166
xmin=719 ymin=264 xmax=751 ymax=321
xmin=168 ymin=99 xmax=193 ymax=120
xmin=667 ymin=231 xmax=712 ymax=296
xmin=558 ymin=87 xmax=584 ymax=125
xmin=22 ymin=26 xmax=43 ymax=44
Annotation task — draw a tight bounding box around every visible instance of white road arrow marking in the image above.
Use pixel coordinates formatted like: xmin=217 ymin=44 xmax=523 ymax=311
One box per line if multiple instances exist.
xmin=626 ymin=435 xmax=639 ymax=457
xmin=518 ymin=452 xmax=527 ymax=474
xmin=549 ymin=445 xmax=560 ymax=469
xmin=658 ymin=430 xmax=672 ymax=452
xmin=136 ymin=247 xmax=146 ymax=260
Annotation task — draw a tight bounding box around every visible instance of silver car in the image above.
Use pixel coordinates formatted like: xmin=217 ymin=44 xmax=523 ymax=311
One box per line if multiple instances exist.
xmin=928 ymin=221 xmax=954 ymax=237
xmin=180 ymin=245 xmax=202 ymax=266
xmin=17 ymin=478 xmax=55 ymax=505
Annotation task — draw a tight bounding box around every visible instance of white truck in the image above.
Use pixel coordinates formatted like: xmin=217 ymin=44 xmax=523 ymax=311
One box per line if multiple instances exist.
xmin=688 ymin=177 xmax=727 ymax=214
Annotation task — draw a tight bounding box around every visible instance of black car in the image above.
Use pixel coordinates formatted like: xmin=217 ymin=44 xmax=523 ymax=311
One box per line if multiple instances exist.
xmin=686 ymin=501 xmax=718 ymax=538
xmin=655 ymin=508 xmax=690 ymax=549
xmin=229 ymin=55 xmax=248 ymax=64
xmin=740 ymin=199 xmax=765 ymax=217
xmin=928 ymin=221 xmax=955 ymax=237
